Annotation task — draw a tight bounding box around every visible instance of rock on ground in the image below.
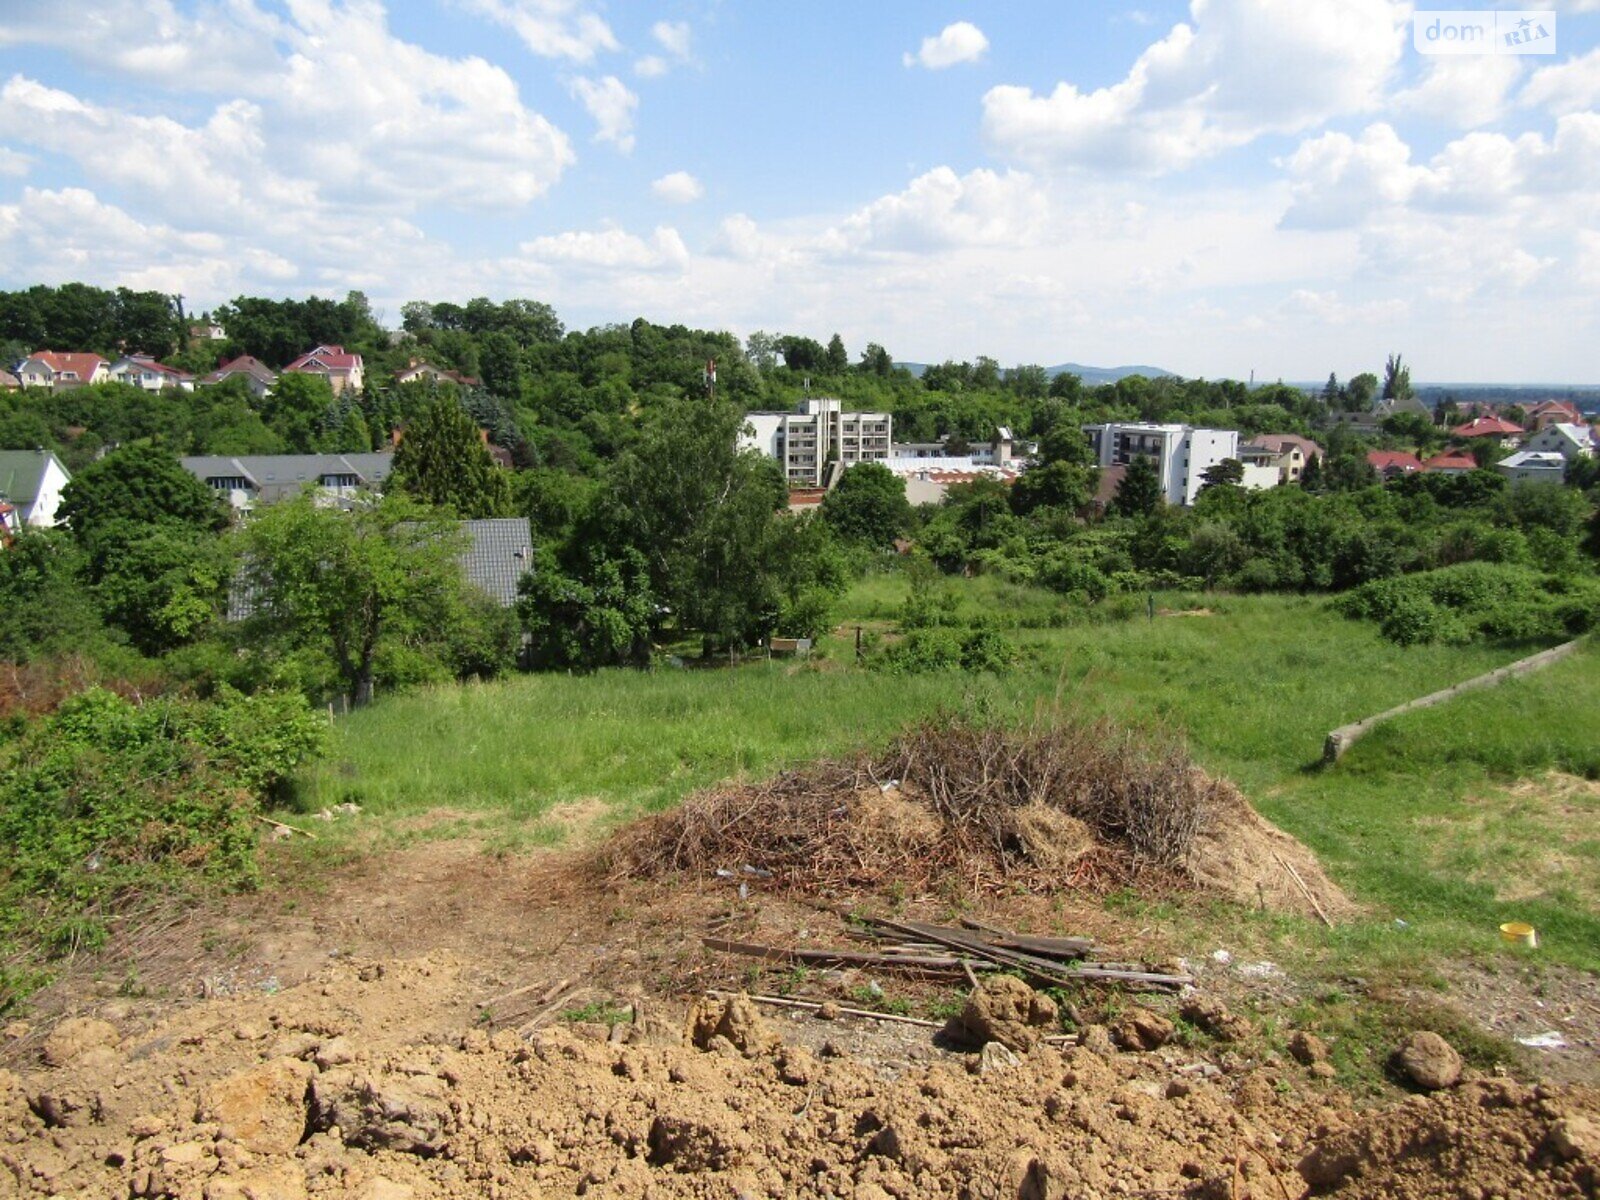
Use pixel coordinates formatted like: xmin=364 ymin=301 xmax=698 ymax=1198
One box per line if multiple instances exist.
xmin=1397 ymin=1031 xmax=1463 ymax=1091
xmin=950 ymin=975 xmax=1058 ymax=1052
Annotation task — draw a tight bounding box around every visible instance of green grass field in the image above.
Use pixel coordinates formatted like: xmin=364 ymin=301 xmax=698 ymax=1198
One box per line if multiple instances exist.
xmin=292 ymin=579 xmax=1600 ymax=973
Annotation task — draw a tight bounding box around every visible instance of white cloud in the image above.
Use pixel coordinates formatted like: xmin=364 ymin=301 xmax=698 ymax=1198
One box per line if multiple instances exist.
xmin=1393 ymin=55 xmax=1523 ymax=129
xmin=1279 ymin=288 xmax=1409 ymax=325
xmin=1280 ymin=123 xmax=1423 ymax=229
xmin=824 ymin=166 xmax=1049 ymax=253
xmin=651 ymin=171 xmax=704 ymax=203
xmin=0 ymin=147 xmax=33 ymax=177
xmin=0 ymin=186 xmax=298 ymax=295
xmin=1283 ymin=114 xmax=1600 ymax=228
xmin=634 ymin=55 xmax=669 ymax=79
xmin=570 ymin=75 xmax=638 ymax=153
xmin=453 ymin=0 xmax=619 ymax=62
xmin=1521 ymin=47 xmax=1600 ymax=114
xmin=983 ymin=0 xmax=1407 ymax=173
xmin=903 ymin=21 xmax=989 ymax=70
xmin=518 ymin=225 xmax=689 ymax=271
xmin=652 ymin=20 xmax=692 ymax=60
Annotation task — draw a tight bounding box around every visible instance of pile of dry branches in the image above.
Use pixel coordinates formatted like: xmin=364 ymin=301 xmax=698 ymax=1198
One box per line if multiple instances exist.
xmin=603 ymin=716 xmax=1223 ymax=896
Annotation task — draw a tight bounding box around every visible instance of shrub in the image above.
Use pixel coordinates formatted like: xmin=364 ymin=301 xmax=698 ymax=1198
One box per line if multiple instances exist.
xmin=1337 ymin=562 xmax=1598 ymax=646
xmin=0 ymin=688 xmax=325 ymax=1004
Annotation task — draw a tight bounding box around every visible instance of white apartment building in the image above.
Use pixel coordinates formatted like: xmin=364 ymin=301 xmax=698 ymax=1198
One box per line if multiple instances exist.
xmin=741 ymin=398 xmax=892 ymax=486
xmin=1082 ymin=422 xmax=1244 ymax=506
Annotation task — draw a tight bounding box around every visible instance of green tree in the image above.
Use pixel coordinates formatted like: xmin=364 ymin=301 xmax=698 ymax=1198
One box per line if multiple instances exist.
xmin=819 ymin=461 xmax=911 ymax=548
xmin=479 ymin=330 xmax=523 ymax=400
xmin=0 ymin=530 xmax=110 ymax=662
xmin=390 ymin=395 xmax=511 ymax=518
xmin=858 ymin=342 xmax=892 ymax=377
xmin=1010 ymin=459 xmax=1097 ymax=516
xmin=1198 ymin=457 xmax=1245 ymax=493
xmin=1110 ymin=455 xmax=1163 ymax=517
xmin=58 ymin=444 xmax=225 ymax=544
xmin=86 ymin=521 xmax=229 ymax=655
xmin=259 ymin=372 xmax=335 ymax=452
xmin=238 ymin=494 xmax=470 ymax=706
xmin=1381 ymin=353 xmax=1413 ymax=403
xmin=598 ymin=399 xmax=786 ymax=652
xmin=825 ymin=333 xmax=849 ymax=374
xmin=517 ymin=542 xmax=654 ymax=670
xmin=745 ymin=330 xmax=779 ymax=373
xmin=1347 ymin=372 xmax=1378 ymax=412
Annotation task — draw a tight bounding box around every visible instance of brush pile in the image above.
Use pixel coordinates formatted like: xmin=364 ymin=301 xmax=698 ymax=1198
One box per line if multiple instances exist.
xmin=606 ymin=716 xmax=1227 ymax=896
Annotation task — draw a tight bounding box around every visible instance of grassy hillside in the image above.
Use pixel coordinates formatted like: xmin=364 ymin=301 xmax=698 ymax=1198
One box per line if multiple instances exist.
xmin=292 ymin=583 xmax=1597 ymax=969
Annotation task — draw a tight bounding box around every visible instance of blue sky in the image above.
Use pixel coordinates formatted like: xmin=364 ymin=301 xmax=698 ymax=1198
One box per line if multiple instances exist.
xmin=1 ymin=1 xmax=1598 ymax=382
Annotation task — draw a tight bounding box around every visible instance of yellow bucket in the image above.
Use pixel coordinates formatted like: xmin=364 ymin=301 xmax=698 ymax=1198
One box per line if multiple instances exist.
xmin=1500 ymin=921 xmax=1538 ymax=948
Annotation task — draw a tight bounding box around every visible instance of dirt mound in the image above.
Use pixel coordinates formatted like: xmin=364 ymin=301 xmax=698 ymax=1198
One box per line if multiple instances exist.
xmin=608 ymin=717 xmax=1349 ymax=918
xmin=4 ymin=955 xmax=1596 ymax=1200
xmin=1299 ymin=1077 xmax=1600 ymax=1198
xmin=1187 ymin=784 xmax=1355 ymax=922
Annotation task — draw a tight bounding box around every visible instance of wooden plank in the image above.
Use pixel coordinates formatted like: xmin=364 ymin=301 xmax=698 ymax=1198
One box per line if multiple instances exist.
xmin=701 ymin=937 xmax=965 ymax=972
xmin=707 ymin=991 xmax=940 ymax=1028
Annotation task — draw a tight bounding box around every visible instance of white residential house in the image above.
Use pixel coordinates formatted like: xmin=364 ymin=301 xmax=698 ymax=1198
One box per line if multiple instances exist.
xmin=1082 ymin=422 xmax=1246 ymax=506
xmin=0 ymin=449 xmax=71 ymax=533
xmin=890 ymin=427 xmax=1019 ymax=470
xmin=1522 ymin=423 xmax=1595 ymax=463
xmin=199 ymin=355 xmax=278 ymax=398
xmin=14 ymin=351 xmax=110 ymax=390
xmin=109 ymin=355 xmax=195 ymax=391
xmin=1494 ymin=450 xmax=1567 ymax=486
xmin=740 ymin=398 xmax=892 ymax=486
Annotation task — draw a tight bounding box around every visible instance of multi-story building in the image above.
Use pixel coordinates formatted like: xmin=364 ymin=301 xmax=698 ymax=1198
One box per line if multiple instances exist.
xmin=740 ymin=398 xmax=892 ymax=486
xmin=1082 ymin=422 xmax=1243 ymax=506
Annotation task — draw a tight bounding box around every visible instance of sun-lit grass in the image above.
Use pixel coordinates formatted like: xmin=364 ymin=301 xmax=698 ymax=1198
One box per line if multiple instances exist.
xmin=290 ymin=581 xmax=1598 ymax=971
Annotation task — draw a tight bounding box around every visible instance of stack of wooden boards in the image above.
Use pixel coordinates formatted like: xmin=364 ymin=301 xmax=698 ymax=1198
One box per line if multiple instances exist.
xmin=704 ymin=914 xmax=1193 ymax=992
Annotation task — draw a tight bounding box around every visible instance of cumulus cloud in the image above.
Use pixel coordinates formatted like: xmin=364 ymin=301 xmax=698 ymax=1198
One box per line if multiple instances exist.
xmin=518 ymin=225 xmax=689 ymax=271
xmin=1283 ymin=114 xmax=1600 ymax=228
xmin=652 ymin=20 xmax=692 ymax=59
xmin=1393 ymin=55 xmax=1523 ymax=129
xmin=0 ymin=147 xmax=33 ymax=178
xmin=824 ymin=167 xmax=1049 ymax=253
xmin=983 ymin=0 xmax=1407 ymax=173
xmin=903 ymin=22 xmax=989 ymax=70
xmin=1521 ymin=47 xmax=1600 ymax=114
xmin=453 ymin=0 xmax=619 ymax=61
xmin=651 ymin=171 xmax=704 ymax=203
xmin=570 ymin=75 xmax=638 ymax=152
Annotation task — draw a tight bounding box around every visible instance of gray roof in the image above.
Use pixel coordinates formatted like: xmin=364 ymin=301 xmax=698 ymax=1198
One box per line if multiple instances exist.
xmin=180 ymin=453 xmax=394 ymax=503
xmin=460 ymin=518 xmax=534 ymax=607
xmin=0 ymin=449 xmax=60 ymax=508
xmin=230 ymin=515 xmax=533 ymax=619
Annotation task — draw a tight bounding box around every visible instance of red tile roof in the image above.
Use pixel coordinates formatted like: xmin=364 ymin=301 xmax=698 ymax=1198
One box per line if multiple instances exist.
xmin=1367 ymin=450 xmax=1422 ymax=473
xmin=1451 ymin=416 xmax=1523 ymax=438
xmin=284 ymin=344 xmax=362 ymax=374
xmin=200 ymin=355 xmax=277 ymax=385
xmin=1421 ymin=452 xmax=1477 ymax=472
xmin=31 ymin=350 xmax=106 ymax=379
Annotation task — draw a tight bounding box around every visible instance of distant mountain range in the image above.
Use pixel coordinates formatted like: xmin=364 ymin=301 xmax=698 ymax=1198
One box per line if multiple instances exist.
xmin=897 ymin=361 xmax=1177 ymax=385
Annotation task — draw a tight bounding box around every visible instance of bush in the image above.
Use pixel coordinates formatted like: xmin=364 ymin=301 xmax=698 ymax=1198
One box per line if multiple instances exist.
xmin=0 ymin=688 xmax=325 ymax=1003
xmin=1337 ymin=562 xmax=1600 ymax=646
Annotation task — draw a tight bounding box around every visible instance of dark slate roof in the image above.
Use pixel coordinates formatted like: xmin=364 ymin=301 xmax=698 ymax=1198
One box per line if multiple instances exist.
xmin=180 ymin=453 xmax=394 ymax=503
xmin=460 ymin=518 xmax=534 ymax=607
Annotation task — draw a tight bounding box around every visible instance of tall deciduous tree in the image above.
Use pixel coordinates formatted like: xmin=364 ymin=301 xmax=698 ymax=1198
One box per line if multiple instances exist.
xmin=58 ymin=444 xmax=225 ymax=544
xmin=819 ymin=461 xmax=911 ymax=548
xmin=238 ymin=494 xmax=468 ymax=705
xmin=390 ymin=395 xmax=511 ymax=518
xmin=597 ymin=399 xmax=786 ymax=652
xmin=1381 ymin=353 xmax=1413 ymax=403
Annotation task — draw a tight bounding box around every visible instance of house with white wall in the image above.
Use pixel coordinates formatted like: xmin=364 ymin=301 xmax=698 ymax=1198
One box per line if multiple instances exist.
xmin=14 ymin=351 xmax=109 ymax=390
xmin=1522 ymin=422 xmax=1594 ymax=463
xmin=1494 ymin=450 xmax=1566 ymax=486
xmin=110 ymin=355 xmax=195 ymax=391
xmin=0 ymin=449 xmax=71 ymax=533
xmin=1082 ymin=422 xmax=1244 ymax=506
xmin=181 ymin=453 xmax=394 ymax=513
